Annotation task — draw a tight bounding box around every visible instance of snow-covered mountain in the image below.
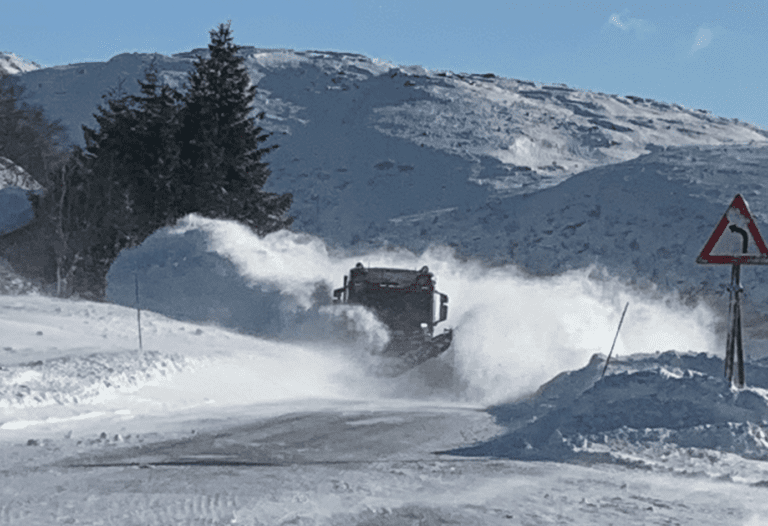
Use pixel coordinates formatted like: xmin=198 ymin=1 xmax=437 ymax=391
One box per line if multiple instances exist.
xmin=0 ymin=52 xmax=40 ymax=75
xmin=7 ymin=48 xmax=768 ymax=340
xmin=14 ymin=48 xmax=767 ymax=180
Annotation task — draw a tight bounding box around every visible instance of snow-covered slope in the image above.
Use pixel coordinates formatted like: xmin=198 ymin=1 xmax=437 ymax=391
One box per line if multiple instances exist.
xmin=0 ymin=293 xmax=357 ymax=424
xmin=8 ymin=47 xmax=768 ymax=342
xmin=0 ymin=52 xmax=40 ymax=75
xmin=11 ymin=49 xmax=767 ymax=232
xmin=14 ymin=48 xmax=767 ymax=184
xmin=12 ymin=49 xmax=767 ymax=233
xmin=376 ymin=145 xmax=768 ymax=311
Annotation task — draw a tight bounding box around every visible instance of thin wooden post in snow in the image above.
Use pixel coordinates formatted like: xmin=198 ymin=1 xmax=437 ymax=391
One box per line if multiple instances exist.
xmin=135 ymin=273 xmax=143 ymax=352
xmin=602 ymin=302 xmax=629 ymax=379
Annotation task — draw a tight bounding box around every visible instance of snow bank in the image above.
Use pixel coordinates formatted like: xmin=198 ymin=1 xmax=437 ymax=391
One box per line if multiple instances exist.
xmin=0 ymin=294 xmax=364 ymax=436
xmin=0 ymin=258 xmax=38 ymax=295
xmin=0 ymin=350 xmax=187 ymax=409
xmin=450 ymin=351 xmax=768 ymax=465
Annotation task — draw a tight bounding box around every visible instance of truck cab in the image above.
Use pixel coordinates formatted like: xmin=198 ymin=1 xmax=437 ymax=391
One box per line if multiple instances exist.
xmin=334 ymin=263 xmax=448 ymax=335
xmin=333 ymin=263 xmax=452 ymax=372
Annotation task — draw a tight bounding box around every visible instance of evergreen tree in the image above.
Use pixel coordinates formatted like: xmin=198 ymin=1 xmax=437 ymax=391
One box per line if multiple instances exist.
xmin=0 ymin=72 xmax=68 ymax=180
xmin=50 ymin=66 xmax=185 ymax=298
xmin=81 ymin=63 xmax=184 ymax=242
xmin=130 ymin=62 xmax=184 ymax=232
xmin=178 ymin=21 xmax=292 ymax=234
xmin=29 ymin=74 xmax=170 ymax=298
xmin=21 ymin=22 xmax=292 ymax=299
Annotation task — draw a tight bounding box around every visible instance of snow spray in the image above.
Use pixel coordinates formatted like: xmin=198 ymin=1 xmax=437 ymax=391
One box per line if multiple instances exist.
xmin=113 ymin=215 xmax=719 ymax=405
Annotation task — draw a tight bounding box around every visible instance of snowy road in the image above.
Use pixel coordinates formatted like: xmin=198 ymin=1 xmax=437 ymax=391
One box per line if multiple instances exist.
xmin=0 ymin=288 xmax=766 ymax=525
xmin=3 ymin=400 xmax=768 ymax=525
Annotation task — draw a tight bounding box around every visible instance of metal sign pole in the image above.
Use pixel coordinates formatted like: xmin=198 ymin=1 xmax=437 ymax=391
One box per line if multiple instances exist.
xmin=725 ymin=264 xmax=745 ymax=387
xmin=734 ymin=264 xmax=745 ymax=387
xmin=724 ymin=266 xmax=735 ymax=383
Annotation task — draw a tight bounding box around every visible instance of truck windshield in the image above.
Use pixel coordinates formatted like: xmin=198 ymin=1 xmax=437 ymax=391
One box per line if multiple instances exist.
xmin=350 ymin=282 xmax=433 ymax=329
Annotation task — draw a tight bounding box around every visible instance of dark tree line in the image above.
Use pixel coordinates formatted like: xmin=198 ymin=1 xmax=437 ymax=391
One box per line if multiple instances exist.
xmin=0 ymin=72 xmax=68 ymax=179
xmin=9 ymin=22 xmax=292 ymax=298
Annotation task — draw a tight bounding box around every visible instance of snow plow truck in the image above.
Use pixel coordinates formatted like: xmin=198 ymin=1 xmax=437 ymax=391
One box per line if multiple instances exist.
xmin=333 ymin=263 xmax=452 ymax=376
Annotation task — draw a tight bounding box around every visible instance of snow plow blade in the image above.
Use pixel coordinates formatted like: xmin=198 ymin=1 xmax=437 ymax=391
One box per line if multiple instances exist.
xmin=371 ymin=329 xmax=454 ymax=377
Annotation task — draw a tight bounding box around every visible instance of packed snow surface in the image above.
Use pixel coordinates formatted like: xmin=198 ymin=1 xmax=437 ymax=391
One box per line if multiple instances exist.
xmin=0 ymin=293 xmax=360 ymax=429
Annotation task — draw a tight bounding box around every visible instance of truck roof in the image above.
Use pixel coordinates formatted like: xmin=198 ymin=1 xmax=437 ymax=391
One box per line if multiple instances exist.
xmin=350 ymin=266 xmax=430 ymax=288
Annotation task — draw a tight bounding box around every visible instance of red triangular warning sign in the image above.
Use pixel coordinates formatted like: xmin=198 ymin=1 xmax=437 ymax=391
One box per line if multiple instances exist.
xmin=697 ymin=194 xmax=768 ymax=264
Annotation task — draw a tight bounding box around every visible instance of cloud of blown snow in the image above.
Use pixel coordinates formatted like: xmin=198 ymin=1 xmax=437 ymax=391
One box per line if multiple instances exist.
xmin=109 ymin=215 xmax=719 ymax=405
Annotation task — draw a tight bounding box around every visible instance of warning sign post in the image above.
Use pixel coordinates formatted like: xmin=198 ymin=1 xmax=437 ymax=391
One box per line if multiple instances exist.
xmin=697 ymin=194 xmax=768 ymax=387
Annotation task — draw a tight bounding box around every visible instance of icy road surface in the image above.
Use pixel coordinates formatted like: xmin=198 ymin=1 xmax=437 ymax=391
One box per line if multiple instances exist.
xmin=5 ymin=405 xmax=768 ymax=526
xmin=1 ymin=294 xmax=768 ymax=525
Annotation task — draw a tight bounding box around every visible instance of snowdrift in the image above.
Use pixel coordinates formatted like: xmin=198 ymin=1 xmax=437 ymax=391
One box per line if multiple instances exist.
xmin=0 ymin=293 xmax=365 ymax=437
xmin=450 ymin=351 xmax=768 ymax=466
xmin=0 ymin=350 xmax=187 ymax=410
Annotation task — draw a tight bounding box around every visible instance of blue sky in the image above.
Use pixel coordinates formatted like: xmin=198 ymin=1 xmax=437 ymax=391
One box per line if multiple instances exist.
xmin=3 ymin=1 xmax=767 ymax=129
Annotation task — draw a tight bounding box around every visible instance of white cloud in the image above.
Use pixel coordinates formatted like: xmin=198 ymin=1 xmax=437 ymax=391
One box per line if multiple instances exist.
xmin=608 ymin=13 xmax=626 ymax=30
xmin=607 ymin=12 xmax=654 ymax=35
xmin=691 ymin=27 xmax=713 ymax=53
